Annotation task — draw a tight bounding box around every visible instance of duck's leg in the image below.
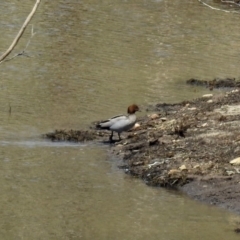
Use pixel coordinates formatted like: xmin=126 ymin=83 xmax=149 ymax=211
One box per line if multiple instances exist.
xmin=109 ymin=131 xmax=114 ymax=142
xmin=118 ymin=133 xmax=122 ymax=141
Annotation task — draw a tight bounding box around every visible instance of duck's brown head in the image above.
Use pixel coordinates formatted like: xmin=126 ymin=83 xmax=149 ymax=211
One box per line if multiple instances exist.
xmin=127 ymin=104 xmax=139 ymax=114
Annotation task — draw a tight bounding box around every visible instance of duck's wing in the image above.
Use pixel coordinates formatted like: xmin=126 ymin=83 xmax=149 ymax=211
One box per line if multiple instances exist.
xmin=97 ymin=115 xmax=127 ymax=129
xmin=109 ymin=114 xmax=126 ymax=120
xmin=110 ymin=115 xmax=136 ymax=132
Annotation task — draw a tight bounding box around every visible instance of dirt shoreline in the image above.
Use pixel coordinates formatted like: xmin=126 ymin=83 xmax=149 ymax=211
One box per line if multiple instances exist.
xmin=46 ymin=79 xmax=240 ymax=219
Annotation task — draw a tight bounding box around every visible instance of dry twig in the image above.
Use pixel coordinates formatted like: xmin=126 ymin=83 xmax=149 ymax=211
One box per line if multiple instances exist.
xmin=4 ymin=25 xmax=36 ymax=62
xmin=221 ymin=0 xmax=240 ymax=6
xmin=0 ymin=0 xmax=41 ymax=64
xmin=198 ymin=0 xmax=240 ymax=13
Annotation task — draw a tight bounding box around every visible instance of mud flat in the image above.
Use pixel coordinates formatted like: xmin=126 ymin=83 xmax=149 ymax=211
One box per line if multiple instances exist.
xmin=46 ymin=79 xmax=240 ymax=218
xmin=113 ymin=89 xmax=240 ymax=216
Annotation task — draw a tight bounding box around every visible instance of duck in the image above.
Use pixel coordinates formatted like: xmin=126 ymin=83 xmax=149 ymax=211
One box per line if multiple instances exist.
xmin=96 ymin=104 xmax=140 ymax=142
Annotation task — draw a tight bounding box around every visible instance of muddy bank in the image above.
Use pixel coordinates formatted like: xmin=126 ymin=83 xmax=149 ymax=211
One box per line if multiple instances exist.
xmin=45 ymin=80 xmax=240 ymax=217
xmin=186 ymin=77 xmax=240 ymax=89
xmin=113 ymin=88 xmax=240 ymax=215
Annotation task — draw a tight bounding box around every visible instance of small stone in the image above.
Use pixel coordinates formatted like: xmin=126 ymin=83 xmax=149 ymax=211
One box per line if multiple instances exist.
xmin=166 ymin=152 xmax=174 ymax=158
xmin=207 ymin=99 xmax=213 ymax=103
xmin=179 ymin=165 xmax=188 ymax=171
xmin=133 ymin=123 xmax=140 ymax=129
xmin=226 ymin=170 xmax=235 ymax=176
xmin=207 ymin=161 xmax=214 ymax=169
xmin=201 ymin=123 xmax=208 ymax=127
xmin=132 ymin=161 xmax=144 ymax=166
xmin=235 ymin=168 xmax=240 ymax=174
xmin=188 ymin=107 xmax=197 ymax=111
xmin=132 ymin=150 xmax=139 ymax=153
xmin=150 ymin=113 xmax=160 ymax=120
xmin=202 ymin=94 xmax=213 ymax=98
xmin=160 ymin=117 xmax=167 ymax=122
xmin=148 ymin=161 xmax=161 ymax=168
xmin=193 ymin=164 xmax=200 ymax=169
xmin=230 ymin=157 xmax=240 ymax=165
xmin=168 ymin=169 xmax=180 ymax=176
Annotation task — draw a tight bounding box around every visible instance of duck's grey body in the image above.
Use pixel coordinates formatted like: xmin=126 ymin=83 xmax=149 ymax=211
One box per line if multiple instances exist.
xmin=96 ymin=105 xmax=139 ymax=142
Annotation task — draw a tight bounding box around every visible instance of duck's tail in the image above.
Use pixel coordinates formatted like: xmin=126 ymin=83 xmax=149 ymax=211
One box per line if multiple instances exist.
xmin=96 ymin=121 xmax=110 ymax=130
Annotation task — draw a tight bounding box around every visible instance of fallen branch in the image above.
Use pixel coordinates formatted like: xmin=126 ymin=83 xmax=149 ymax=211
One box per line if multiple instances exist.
xmin=197 ymin=0 xmax=240 ymax=13
xmin=0 ymin=0 xmax=41 ymax=64
xmin=3 ymin=25 xmax=36 ymax=62
xmin=221 ymin=0 xmax=240 ymax=6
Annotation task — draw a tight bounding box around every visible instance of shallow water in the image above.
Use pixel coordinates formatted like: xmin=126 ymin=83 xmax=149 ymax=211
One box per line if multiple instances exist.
xmin=0 ymin=0 xmax=240 ymax=239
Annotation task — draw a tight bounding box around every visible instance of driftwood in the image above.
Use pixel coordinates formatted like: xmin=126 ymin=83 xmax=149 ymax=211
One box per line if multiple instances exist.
xmin=198 ymin=0 xmax=240 ymax=13
xmin=0 ymin=0 xmax=41 ymax=64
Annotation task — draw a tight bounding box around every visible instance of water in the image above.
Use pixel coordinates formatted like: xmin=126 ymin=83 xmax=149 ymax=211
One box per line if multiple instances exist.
xmin=0 ymin=0 xmax=240 ymax=239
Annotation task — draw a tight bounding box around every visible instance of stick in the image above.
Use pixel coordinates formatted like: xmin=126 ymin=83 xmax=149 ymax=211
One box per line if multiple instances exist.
xmin=4 ymin=25 xmax=36 ymax=62
xmin=0 ymin=0 xmax=41 ymax=63
xmin=197 ymin=0 xmax=240 ymax=13
xmin=221 ymin=0 xmax=240 ymax=6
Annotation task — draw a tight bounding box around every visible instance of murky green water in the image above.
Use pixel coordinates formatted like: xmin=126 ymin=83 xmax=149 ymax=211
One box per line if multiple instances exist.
xmin=0 ymin=0 xmax=240 ymax=239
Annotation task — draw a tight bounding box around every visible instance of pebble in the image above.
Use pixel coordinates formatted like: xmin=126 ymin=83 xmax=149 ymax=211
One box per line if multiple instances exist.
xmin=226 ymin=170 xmax=235 ymax=176
xmin=133 ymin=123 xmax=140 ymax=129
xmin=179 ymin=165 xmax=187 ymax=171
xmin=161 ymin=117 xmax=167 ymax=121
xmin=202 ymin=94 xmax=213 ymax=98
xmin=132 ymin=150 xmax=139 ymax=153
xmin=207 ymin=99 xmax=213 ymax=103
xmin=193 ymin=164 xmax=200 ymax=169
xmin=148 ymin=161 xmax=162 ymax=168
xmin=150 ymin=113 xmax=160 ymax=120
xmin=234 ymin=168 xmax=240 ymax=174
xmin=230 ymin=157 xmax=240 ymax=165
xmin=168 ymin=169 xmax=180 ymax=176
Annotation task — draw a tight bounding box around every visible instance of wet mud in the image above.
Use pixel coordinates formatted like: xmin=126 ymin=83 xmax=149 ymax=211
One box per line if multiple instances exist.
xmin=45 ymin=79 xmax=240 ymax=218
xmin=186 ymin=77 xmax=240 ymax=90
